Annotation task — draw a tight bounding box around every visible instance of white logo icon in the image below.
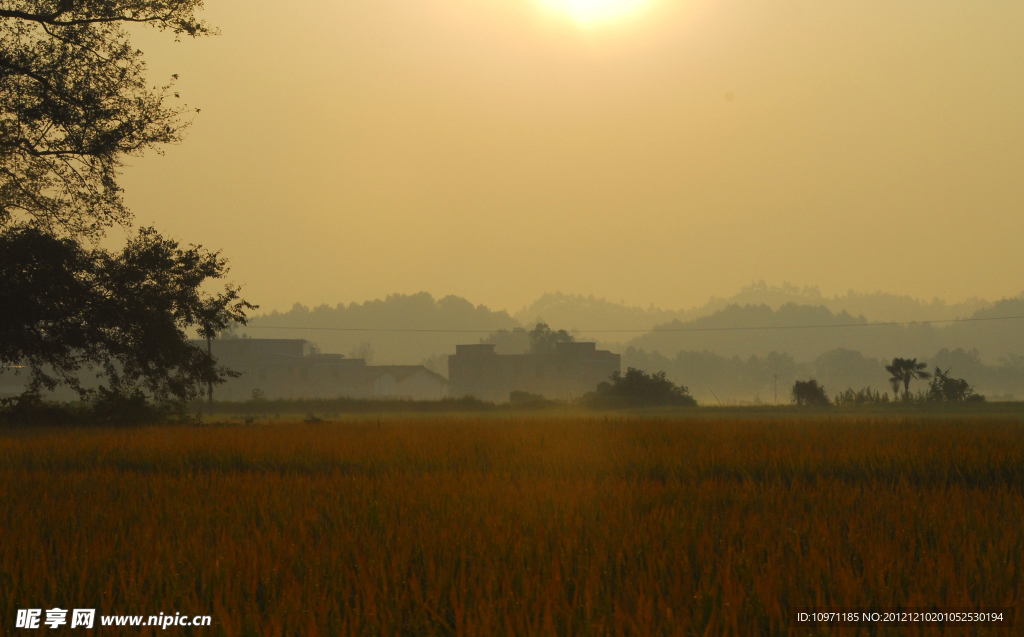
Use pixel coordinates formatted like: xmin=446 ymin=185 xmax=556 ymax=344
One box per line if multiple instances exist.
xmin=71 ymin=609 xmax=96 ymax=629
xmin=44 ymin=609 xmax=68 ymax=629
xmin=15 ymin=609 xmax=42 ymax=629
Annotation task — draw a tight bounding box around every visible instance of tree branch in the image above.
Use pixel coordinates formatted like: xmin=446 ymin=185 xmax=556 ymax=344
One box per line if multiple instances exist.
xmin=0 ymin=8 xmax=194 ymax=30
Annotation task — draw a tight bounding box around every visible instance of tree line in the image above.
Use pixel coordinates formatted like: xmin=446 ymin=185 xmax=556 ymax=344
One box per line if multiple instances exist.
xmin=792 ymin=357 xmax=985 ymax=406
xmin=623 ymin=346 xmax=1024 ymax=403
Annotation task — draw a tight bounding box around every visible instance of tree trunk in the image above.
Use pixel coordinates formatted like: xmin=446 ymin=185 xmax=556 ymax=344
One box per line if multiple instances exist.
xmin=207 ymin=336 xmax=213 ymax=416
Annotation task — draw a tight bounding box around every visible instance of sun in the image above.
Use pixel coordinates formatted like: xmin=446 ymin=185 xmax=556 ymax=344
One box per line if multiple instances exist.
xmin=534 ymin=0 xmax=660 ymax=27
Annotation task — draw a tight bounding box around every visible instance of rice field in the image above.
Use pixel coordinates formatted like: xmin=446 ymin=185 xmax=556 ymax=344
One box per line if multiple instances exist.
xmin=1 ymin=414 xmax=1022 ymax=635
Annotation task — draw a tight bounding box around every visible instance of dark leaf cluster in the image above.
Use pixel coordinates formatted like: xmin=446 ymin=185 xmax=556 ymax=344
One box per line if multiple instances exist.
xmin=0 ymin=386 xmax=191 ymax=425
xmin=589 ymin=367 xmax=697 ymax=408
xmin=791 ymin=379 xmax=830 ymax=406
xmin=885 ymin=357 xmax=931 ymax=400
xmin=0 ymin=0 xmax=210 ymax=237
xmin=528 ymin=322 xmax=575 ymax=355
xmin=0 ymin=225 xmax=254 ymax=403
xmin=928 ymin=367 xmax=985 ymax=403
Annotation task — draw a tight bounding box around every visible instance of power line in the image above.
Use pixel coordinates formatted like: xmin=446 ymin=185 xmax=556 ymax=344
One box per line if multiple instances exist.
xmin=235 ymin=314 xmax=1024 ymax=335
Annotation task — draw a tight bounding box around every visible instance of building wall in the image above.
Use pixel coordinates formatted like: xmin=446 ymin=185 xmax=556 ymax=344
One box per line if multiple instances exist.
xmin=448 ymin=342 xmax=620 ymax=402
xmin=197 ymin=340 xmax=448 ymax=401
xmin=373 ymin=373 xmax=398 ymax=398
xmin=3 ymin=340 xmax=447 ymax=403
xmin=395 ymin=370 xmax=447 ymax=400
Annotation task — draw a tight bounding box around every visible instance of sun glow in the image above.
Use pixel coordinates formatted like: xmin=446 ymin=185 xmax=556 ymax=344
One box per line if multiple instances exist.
xmin=534 ymin=0 xmax=660 ymax=27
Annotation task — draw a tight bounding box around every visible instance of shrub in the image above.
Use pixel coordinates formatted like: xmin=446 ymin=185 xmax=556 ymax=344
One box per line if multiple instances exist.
xmin=587 ymin=367 xmax=697 ymax=408
xmin=792 ymin=379 xmax=830 ymax=406
xmin=0 ymin=389 xmax=189 ymax=426
xmin=508 ymin=391 xmax=559 ymax=408
xmin=832 ymin=387 xmax=891 ymax=406
xmin=928 ymin=368 xmax=985 ymax=403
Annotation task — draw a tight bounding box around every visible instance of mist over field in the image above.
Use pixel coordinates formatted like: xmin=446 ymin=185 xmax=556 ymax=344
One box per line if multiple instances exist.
xmin=216 ymin=282 xmax=1024 ymax=403
xmin=4 ymin=2 xmax=1024 ymax=633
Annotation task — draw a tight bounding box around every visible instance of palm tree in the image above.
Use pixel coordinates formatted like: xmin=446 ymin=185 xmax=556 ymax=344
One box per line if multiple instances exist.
xmin=885 ymin=357 xmax=932 ymax=400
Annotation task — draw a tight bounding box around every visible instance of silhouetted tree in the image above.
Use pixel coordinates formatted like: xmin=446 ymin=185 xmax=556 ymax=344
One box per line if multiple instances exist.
xmin=791 ymin=379 xmax=829 ymax=405
xmin=529 ymin=323 xmax=575 ymax=355
xmin=1 ymin=0 xmax=211 ymax=237
xmin=0 ymin=3 xmax=256 ymax=407
xmin=927 ymin=367 xmax=984 ymax=403
xmin=0 ymin=227 xmax=253 ymax=402
xmin=885 ymin=357 xmax=931 ymax=400
xmin=589 ymin=367 xmax=697 ymax=407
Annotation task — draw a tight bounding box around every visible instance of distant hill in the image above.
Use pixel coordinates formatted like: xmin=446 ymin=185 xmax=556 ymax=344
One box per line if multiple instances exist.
xmin=515 ymin=283 xmax=995 ymax=336
xmin=233 ymin=286 xmax=1021 ymax=372
xmin=628 ymin=303 xmax=896 ymax=362
xmin=621 ymin=299 xmax=1024 ymax=402
xmin=627 ymin=300 xmax=1024 ymax=364
xmin=237 ymin=293 xmax=519 ymax=365
xmin=514 ymin=292 xmax=678 ymax=332
xmin=939 ymin=297 xmax=1024 ymax=362
xmin=697 ymin=281 xmax=993 ymax=323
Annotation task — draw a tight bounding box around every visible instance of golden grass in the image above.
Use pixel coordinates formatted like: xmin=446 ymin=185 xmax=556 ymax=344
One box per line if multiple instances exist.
xmin=1 ymin=415 xmax=1022 ymax=635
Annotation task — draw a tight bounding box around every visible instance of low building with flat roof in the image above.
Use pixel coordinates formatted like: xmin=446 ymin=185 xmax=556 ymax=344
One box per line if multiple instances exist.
xmin=448 ymin=341 xmax=620 ymax=402
xmin=192 ymin=339 xmax=447 ymax=401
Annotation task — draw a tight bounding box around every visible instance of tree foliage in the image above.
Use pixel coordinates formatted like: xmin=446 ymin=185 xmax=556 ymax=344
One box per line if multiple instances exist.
xmin=590 ymin=367 xmax=697 ymax=408
xmin=885 ymin=357 xmax=932 ymax=400
xmin=0 ymin=226 xmax=253 ymax=402
xmin=0 ymin=2 xmax=258 ymax=409
xmin=0 ymin=0 xmax=211 ymax=237
xmin=529 ymin=322 xmax=575 ymax=355
xmin=927 ymin=367 xmax=984 ymax=403
xmin=791 ymin=379 xmax=829 ymax=406
xmin=831 ymin=386 xmax=891 ymax=406
xmin=480 ymin=323 xmax=576 ymax=356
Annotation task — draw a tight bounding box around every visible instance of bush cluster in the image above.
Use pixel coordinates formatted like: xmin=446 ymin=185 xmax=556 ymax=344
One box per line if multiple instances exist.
xmin=0 ymin=390 xmax=190 ymax=427
xmin=586 ymin=367 xmax=697 ymax=408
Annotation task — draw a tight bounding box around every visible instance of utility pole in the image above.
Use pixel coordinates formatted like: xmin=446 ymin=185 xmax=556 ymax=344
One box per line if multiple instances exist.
xmin=774 ymin=374 xmax=778 ymax=405
xmin=708 ymin=388 xmax=723 ymax=407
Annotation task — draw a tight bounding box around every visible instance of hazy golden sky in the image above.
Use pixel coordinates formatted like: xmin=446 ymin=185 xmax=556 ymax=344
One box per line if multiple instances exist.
xmin=121 ymin=0 xmax=1024 ymax=314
